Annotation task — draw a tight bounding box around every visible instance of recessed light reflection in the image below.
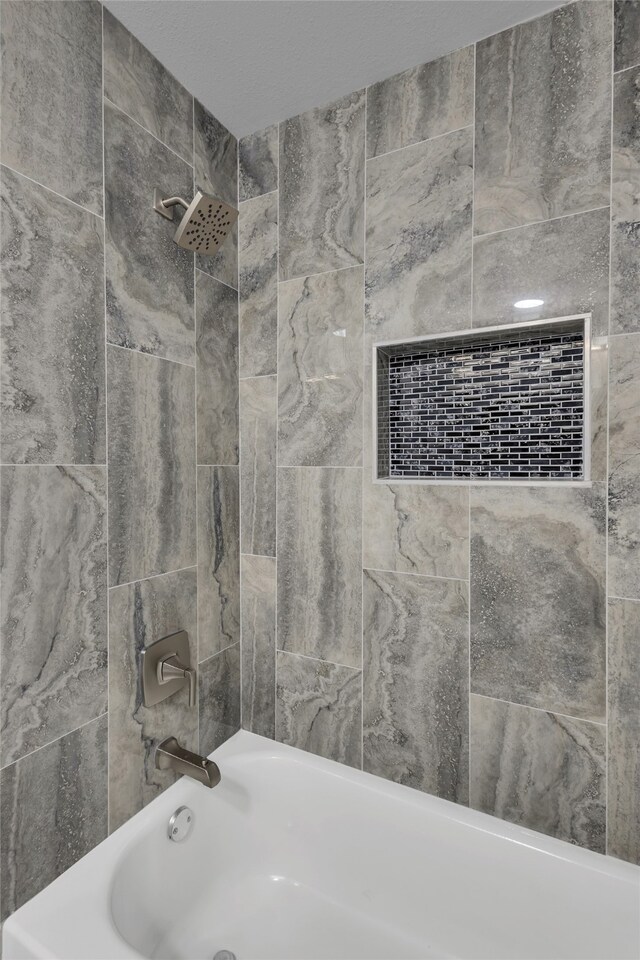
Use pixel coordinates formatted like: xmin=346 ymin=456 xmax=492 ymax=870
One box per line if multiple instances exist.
xmin=514 ymin=298 xmax=544 ymax=309
xmin=332 ymin=328 xmax=347 ymax=337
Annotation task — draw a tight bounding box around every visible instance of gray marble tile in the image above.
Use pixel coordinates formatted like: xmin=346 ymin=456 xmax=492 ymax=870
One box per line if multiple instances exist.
xmin=611 ymin=67 xmax=640 ymax=335
xmin=0 ymin=0 xmax=102 ymax=213
xmin=366 ymin=46 xmax=474 ymax=159
xmin=470 ymin=484 xmax=606 ymax=723
xmin=197 ymin=466 xmax=240 ymax=662
xmin=470 ymin=695 xmax=606 ymax=853
xmin=0 ymin=167 xmax=106 ymax=464
xmin=241 ymin=555 xmax=276 ymax=739
xmin=608 ymin=334 xmax=640 ymax=599
xmin=240 ymin=377 xmax=277 ymax=557
xmin=590 ymin=339 xmax=609 ymax=483
xmin=107 ymin=346 xmax=196 ymax=587
xmin=472 ymin=207 xmax=610 ymax=336
xmin=278 ymin=266 xmax=363 ymax=467
xmin=238 ymin=193 xmax=278 ymax=378
xmin=239 ymin=125 xmax=278 ymax=201
xmin=615 ymin=0 xmax=640 ymax=72
xmin=103 ymin=9 xmax=193 ymax=162
xmin=277 ymin=467 xmax=362 ymax=667
xmin=1 ymin=467 xmax=107 ymax=767
xmin=199 ymin=644 xmax=241 ymax=756
xmin=366 ymin=127 xmax=472 ymax=343
xmin=107 ymin=569 xmax=198 ymax=832
xmin=474 ymin=1 xmax=612 ymax=235
xmin=362 ymin=482 xmax=469 ymax=579
xmin=194 ymin=100 xmax=238 ymax=290
xmin=105 ymin=101 xmax=195 ymax=365
xmin=276 ymin=652 xmax=362 ymax=768
xmin=363 ymin=570 xmax=469 ymax=802
xmin=608 ymin=598 xmax=640 ymax=865
xmin=196 ymin=271 xmax=239 ymax=465
xmin=0 ymin=715 xmax=107 ymax=921
xmin=279 ymin=90 xmax=365 ymax=280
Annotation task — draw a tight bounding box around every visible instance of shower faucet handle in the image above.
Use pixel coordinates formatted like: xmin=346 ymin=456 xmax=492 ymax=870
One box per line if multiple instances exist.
xmin=158 ymin=654 xmax=196 ymax=707
xmin=141 ymin=631 xmax=197 ymax=708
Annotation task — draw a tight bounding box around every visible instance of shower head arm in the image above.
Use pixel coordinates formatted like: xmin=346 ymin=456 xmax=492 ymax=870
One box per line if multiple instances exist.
xmin=153 ymin=188 xmax=189 ymax=221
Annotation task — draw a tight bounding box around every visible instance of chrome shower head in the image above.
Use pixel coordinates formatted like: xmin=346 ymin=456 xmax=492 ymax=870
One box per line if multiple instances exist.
xmin=153 ymin=188 xmax=238 ymax=255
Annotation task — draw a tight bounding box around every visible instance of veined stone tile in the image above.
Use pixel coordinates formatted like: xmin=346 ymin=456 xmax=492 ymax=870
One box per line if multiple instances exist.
xmin=107 ymin=346 xmax=196 ymax=586
xmin=197 ymin=466 xmax=240 ymax=661
xmin=474 ymin=1 xmax=611 ymax=234
xmin=0 ymin=466 xmax=107 ymax=767
xmin=363 ymin=570 xmax=469 ymax=802
xmin=0 ymin=715 xmax=107 ymax=921
xmin=0 ymin=0 xmax=103 ymax=213
xmin=194 ymin=100 xmax=238 ymax=289
xmin=240 ymin=377 xmax=276 ymax=557
xmin=239 ymin=125 xmax=278 ymax=201
xmin=611 ymin=67 xmax=640 ymax=335
xmin=279 ymin=90 xmax=365 ymax=280
xmin=104 ymin=9 xmax=192 ymax=162
xmin=366 ymin=46 xmax=474 ymax=158
xmin=277 ymin=467 xmax=362 ymax=667
xmin=107 ymin=569 xmax=198 ymax=831
xmin=199 ymin=644 xmax=241 ymax=755
xmin=472 ymin=207 xmax=610 ymax=337
xmin=470 ymin=483 xmax=606 ymax=723
xmin=105 ymin=101 xmax=195 ymax=364
xmin=608 ymin=597 xmax=640 ymax=865
xmin=239 ymin=193 xmax=278 ymax=378
xmin=366 ymin=127 xmax=472 ymax=343
xmin=241 ymin=555 xmax=276 ymax=739
xmin=590 ymin=338 xmax=609 ymax=484
xmin=196 ymin=271 xmax=239 ymax=466
xmin=276 ymin=652 xmax=362 ymax=768
xmin=470 ymin=695 xmax=606 ymax=853
xmin=0 ymin=167 xmax=106 ymax=464
xmin=608 ymin=334 xmax=640 ymax=599
xmin=278 ymin=266 xmax=363 ymax=467
xmin=615 ymin=0 xmax=640 ymax=72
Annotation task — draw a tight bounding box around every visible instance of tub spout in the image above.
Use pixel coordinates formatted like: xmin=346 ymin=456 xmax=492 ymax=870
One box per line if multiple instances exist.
xmin=155 ymin=737 xmax=221 ymax=788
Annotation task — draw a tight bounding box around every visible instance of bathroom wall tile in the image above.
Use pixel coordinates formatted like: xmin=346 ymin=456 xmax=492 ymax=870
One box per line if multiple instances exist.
xmin=240 ymin=377 xmax=277 ymax=557
xmin=197 ymin=466 xmax=240 ymax=661
xmin=238 ymin=192 xmax=278 ymax=377
xmin=611 ymin=67 xmax=640 ymax=335
xmin=362 ymin=482 xmax=469 ymax=579
xmin=276 ymin=652 xmax=362 ymax=768
xmin=470 ymin=696 xmax=606 ymax=853
xmin=0 ymin=0 xmax=102 ymax=213
xmin=474 ymin=1 xmax=611 ymax=234
xmin=199 ymin=644 xmax=241 ymax=755
xmin=277 ymin=467 xmax=362 ymax=666
xmin=107 ymin=346 xmax=196 ymax=586
xmin=0 ymin=467 xmax=107 ymax=767
xmin=239 ymin=125 xmax=279 ymax=201
xmin=278 ymin=266 xmax=363 ymax=467
xmin=196 ymin=270 xmax=239 ymax=465
xmin=241 ymin=555 xmax=276 ymax=739
xmin=103 ymin=9 xmax=193 ymax=162
xmin=366 ymin=45 xmax=474 ymax=158
xmin=105 ymin=101 xmax=195 ymax=364
xmin=608 ymin=334 xmax=640 ymax=599
xmin=194 ymin=99 xmax=238 ymax=290
xmin=0 ymin=167 xmax=106 ymax=464
xmin=279 ymin=90 xmax=365 ymax=280
xmin=470 ymin=484 xmax=606 ymax=723
xmin=590 ymin=339 xmax=609 ymax=483
xmin=608 ymin=597 xmax=640 ymax=864
xmin=363 ymin=570 xmax=469 ymax=802
xmin=472 ymin=207 xmax=610 ymax=336
xmin=615 ymin=0 xmax=640 ymax=72
xmin=366 ymin=127 xmax=472 ymax=343
xmin=107 ymin=569 xmax=198 ymax=832
xmin=0 ymin=715 xmax=107 ymax=921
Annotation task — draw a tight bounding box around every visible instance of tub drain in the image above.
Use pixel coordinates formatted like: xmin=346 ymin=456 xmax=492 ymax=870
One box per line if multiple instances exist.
xmin=214 ymin=952 xmax=236 ymax=960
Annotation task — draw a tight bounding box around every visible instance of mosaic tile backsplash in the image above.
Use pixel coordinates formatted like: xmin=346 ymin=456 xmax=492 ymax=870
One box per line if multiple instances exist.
xmin=378 ymin=324 xmax=586 ymax=480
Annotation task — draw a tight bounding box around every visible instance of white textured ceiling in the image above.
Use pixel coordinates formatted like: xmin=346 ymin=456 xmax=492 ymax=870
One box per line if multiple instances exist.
xmin=105 ymin=0 xmax=565 ymax=138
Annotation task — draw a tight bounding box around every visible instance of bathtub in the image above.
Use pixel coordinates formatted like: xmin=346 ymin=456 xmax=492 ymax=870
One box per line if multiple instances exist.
xmin=3 ymin=731 xmax=639 ymax=960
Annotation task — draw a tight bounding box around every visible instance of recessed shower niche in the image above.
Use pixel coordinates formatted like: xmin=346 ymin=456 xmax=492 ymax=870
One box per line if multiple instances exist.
xmin=374 ymin=315 xmax=590 ymax=483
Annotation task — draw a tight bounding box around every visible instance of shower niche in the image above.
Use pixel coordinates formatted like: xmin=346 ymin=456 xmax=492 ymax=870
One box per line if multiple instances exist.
xmin=373 ymin=315 xmax=590 ymax=483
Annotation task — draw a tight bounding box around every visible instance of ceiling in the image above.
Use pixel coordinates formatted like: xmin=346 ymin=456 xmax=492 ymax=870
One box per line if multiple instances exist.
xmin=105 ymin=0 xmax=565 ymax=139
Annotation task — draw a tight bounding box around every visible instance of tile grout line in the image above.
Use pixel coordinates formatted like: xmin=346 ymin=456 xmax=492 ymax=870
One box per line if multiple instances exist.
xmin=279 ymin=262 xmax=364 ymax=287
xmin=1 ymin=712 xmax=109 ymax=774
xmin=106 ymin=340 xmax=196 ymax=370
xmin=103 ymin=95 xmax=193 ymax=168
xmin=200 ymin=639 xmax=241 ymax=669
xmin=193 ymin=93 xmax=200 ymax=755
xmin=363 ymin=565 xmax=469 ymax=584
xmin=613 ymin=59 xmax=640 ymax=75
xmin=473 ymin=204 xmax=611 ymax=243
xmin=361 ymin=84 xmax=368 ymax=772
xmin=237 ymin=127 xmax=243 ymax=735
xmin=277 ymin=648 xmax=362 ymax=675
xmin=273 ymin=120 xmax=281 ymax=742
xmin=366 ymin=122 xmax=474 ymax=164
xmin=109 ymin=565 xmax=198 ymax=592
xmin=239 ymin=186 xmax=278 ymax=206
xmin=468 ymin=40 xmax=477 ymax=804
xmin=471 ymin=692 xmax=608 ymax=730
xmin=0 ymin=161 xmax=104 ymax=221
xmin=102 ymin=2 xmax=111 ymax=835
xmin=195 ymin=265 xmax=238 ymax=293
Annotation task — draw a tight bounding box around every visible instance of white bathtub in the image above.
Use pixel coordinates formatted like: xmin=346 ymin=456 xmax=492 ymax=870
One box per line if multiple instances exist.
xmin=3 ymin=731 xmax=639 ymax=960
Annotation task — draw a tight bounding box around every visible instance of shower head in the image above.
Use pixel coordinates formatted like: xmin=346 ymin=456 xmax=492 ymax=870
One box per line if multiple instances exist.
xmin=153 ymin=188 xmax=238 ymax=255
